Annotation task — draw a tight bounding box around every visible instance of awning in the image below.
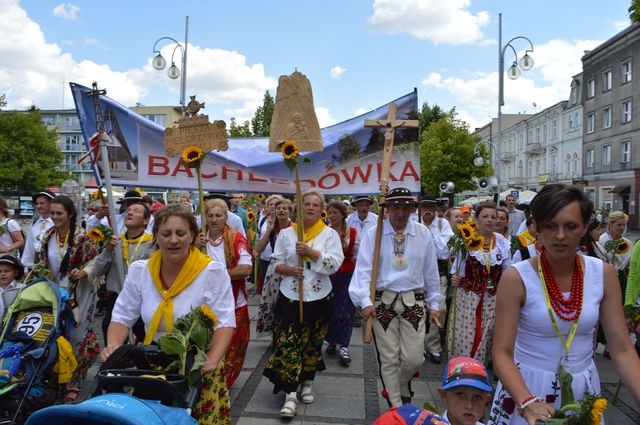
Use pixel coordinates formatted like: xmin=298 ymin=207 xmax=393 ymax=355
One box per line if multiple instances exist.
xmin=609 ymin=186 xmax=630 ymax=194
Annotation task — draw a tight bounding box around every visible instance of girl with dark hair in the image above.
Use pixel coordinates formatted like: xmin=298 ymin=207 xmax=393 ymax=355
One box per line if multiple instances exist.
xmin=35 ymin=195 xmax=99 ymax=402
xmin=325 ymin=200 xmax=358 ymax=366
xmin=579 ymin=217 xmax=607 ymax=260
xmin=490 ymin=184 xmax=640 ymax=424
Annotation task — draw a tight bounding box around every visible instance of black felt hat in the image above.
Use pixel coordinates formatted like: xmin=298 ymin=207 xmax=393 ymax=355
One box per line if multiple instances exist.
xmin=419 ymin=194 xmax=437 ymax=205
xmin=0 ymin=254 xmax=24 ymax=281
xmin=117 ymin=190 xmax=144 ymax=204
xmin=31 ymin=190 xmax=55 ymax=203
xmin=203 ymin=192 xmax=230 ymax=201
xmin=381 ymin=188 xmax=418 ymax=207
xmin=351 ymin=196 xmax=374 ymax=206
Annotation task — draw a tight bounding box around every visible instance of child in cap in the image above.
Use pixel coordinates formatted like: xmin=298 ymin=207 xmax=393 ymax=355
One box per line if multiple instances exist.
xmin=373 ymin=403 xmax=448 ymax=425
xmin=0 ymin=254 xmax=25 ymax=318
xmin=439 ymin=356 xmax=493 ymax=425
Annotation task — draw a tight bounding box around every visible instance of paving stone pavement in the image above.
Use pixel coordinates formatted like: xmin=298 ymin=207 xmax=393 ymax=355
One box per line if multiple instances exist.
xmin=82 ymin=292 xmax=640 ymax=424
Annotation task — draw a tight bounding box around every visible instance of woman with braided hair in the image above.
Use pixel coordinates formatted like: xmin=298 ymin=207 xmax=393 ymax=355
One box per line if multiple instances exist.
xmin=35 ymin=195 xmax=99 ymax=402
xmin=204 ymin=198 xmax=252 ymax=388
xmin=325 ymin=200 xmax=358 ymax=366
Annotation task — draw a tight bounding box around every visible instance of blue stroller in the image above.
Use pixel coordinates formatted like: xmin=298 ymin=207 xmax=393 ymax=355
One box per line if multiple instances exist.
xmin=0 ymin=278 xmax=73 ymax=425
xmin=25 ymin=344 xmax=199 ymax=425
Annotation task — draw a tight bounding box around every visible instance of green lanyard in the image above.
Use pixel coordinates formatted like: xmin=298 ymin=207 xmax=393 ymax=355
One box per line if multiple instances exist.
xmin=537 ymin=257 xmax=582 ymax=358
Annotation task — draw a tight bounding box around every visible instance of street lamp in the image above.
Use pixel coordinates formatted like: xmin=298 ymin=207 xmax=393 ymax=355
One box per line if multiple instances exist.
xmin=151 ymin=16 xmax=189 ymax=115
xmin=473 ymin=140 xmax=496 ymax=168
xmin=497 ymin=13 xmax=534 ymax=188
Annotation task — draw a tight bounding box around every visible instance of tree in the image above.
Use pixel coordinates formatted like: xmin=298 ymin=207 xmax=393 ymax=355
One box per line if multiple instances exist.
xmin=331 ymin=133 xmax=361 ymax=165
xmin=0 ymin=94 xmax=6 ymax=110
xmin=630 ymin=0 xmax=640 ymax=23
xmin=251 ymin=91 xmax=274 ymax=137
xmin=408 ymin=102 xmax=455 ymax=134
xmin=228 ymin=117 xmax=252 ymax=137
xmin=419 ymin=116 xmax=491 ymax=195
xmin=0 ymin=109 xmax=65 ymax=191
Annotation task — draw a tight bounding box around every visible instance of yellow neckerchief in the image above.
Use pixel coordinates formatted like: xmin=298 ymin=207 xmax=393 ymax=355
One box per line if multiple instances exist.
xmin=120 ymin=231 xmax=153 ymax=267
xmin=537 ymin=254 xmax=583 ymax=358
xmin=292 ymin=219 xmax=326 ymax=243
xmin=143 ymin=247 xmax=211 ymax=344
xmin=518 ymin=230 xmax=536 ymax=247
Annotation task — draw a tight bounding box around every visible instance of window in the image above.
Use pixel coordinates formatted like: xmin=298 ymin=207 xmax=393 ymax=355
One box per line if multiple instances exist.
xmin=566 ymin=154 xmax=572 ymax=174
xmin=622 ymin=59 xmax=632 ymax=83
xmin=603 ymin=69 xmax=612 ymax=91
xmin=569 ymin=115 xmax=574 ymax=129
xmin=586 ymin=113 xmax=595 ymax=133
xmin=622 ymin=99 xmax=632 ymax=123
xmin=586 ymin=149 xmax=595 ymax=167
xmin=573 ymin=153 xmax=579 ymax=174
xmin=602 ymin=106 xmax=612 ymax=129
xmin=142 ymin=114 xmax=167 ymax=127
xmin=536 ymin=127 xmax=541 ymax=143
xmin=586 ymin=78 xmax=595 ymax=98
xmin=552 ymin=120 xmax=557 ymax=137
xmin=621 ymin=141 xmax=631 ymax=163
xmin=575 ymin=112 xmax=580 ymax=127
xmin=570 ymin=86 xmax=578 ymax=104
xmin=602 ymin=145 xmax=611 ymax=165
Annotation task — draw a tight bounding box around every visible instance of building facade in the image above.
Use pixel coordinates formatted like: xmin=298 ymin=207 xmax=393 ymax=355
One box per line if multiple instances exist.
xmin=582 ymin=23 xmax=640 ymax=227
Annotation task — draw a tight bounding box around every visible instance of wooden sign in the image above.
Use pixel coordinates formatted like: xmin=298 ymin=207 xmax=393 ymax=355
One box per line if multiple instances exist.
xmin=164 ymin=96 xmax=229 ymax=157
xmin=269 ymin=71 xmax=323 ymax=152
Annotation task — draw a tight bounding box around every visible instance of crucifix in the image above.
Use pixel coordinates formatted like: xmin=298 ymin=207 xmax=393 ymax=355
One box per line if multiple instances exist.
xmin=362 ymin=103 xmax=419 ymax=343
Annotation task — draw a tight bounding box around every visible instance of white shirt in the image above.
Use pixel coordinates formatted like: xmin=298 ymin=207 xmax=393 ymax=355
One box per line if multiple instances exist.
xmin=346 ymin=211 xmax=378 ymax=239
xmin=22 ymin=216 xmax=53 ymax=268
xmin=206 ymin=235 xmax=252 ymax=308
xmin=450 ymin=233 xmax=512 ymax=277
xmin=86 ymin=213 xmax=123 ymax=234
xmin=349 ymin=219 xmax=443 ymax=311
xmin=258 ymin=218 xmax=274 ymax=261
xmin=425 ymin=217 xmax=454 ymax=260
xmin=0 ymin=280 xmax=24 ymax=318
xmin=599 ymin=231 xmax=632 ymax=271
xmin=111 ymin=260 xmax=236 ymax=338
xmin=273 ymin=225 xmax=344 ymax=302
xmin=0 ymin=218 xmax=21 ymax=252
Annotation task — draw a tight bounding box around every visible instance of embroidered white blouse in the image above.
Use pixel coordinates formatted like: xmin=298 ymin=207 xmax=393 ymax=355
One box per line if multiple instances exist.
xmin=348 ymin=220 xmax=443 ymax=311
xmin=111 ymin=259 xmax=236 ymax=338
xmin=273 ymin=225 xmax=344 ymax=302
xmin=206 ymin=236 xmax=252 ymax=308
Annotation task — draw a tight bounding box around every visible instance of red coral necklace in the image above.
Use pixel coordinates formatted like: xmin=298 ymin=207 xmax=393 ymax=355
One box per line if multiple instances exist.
xmin=539 ymin=251 xmax=583 ymax=321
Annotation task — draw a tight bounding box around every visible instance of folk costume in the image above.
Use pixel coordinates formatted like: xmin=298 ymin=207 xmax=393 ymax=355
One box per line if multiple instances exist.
xmin=349 ymin=188 xmax=443 ymax=407
xmin=488 ymin=255 xmax=603 ymax=425
xmin=205 ymin=225 xmax=252 ymax=388
xmin=447 ymin=232 xmax=512 ymax=363
xmin=262 ymin=219 xmax=344 ymax=395
xmin=111 ymin=249 xmax=236 ymax=425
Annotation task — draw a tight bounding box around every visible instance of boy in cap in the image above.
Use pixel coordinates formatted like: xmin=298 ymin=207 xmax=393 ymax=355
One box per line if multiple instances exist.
xmin=439 ymin=356 xmax=493 ymax=425
xmin=21 ymin=190 xmax=55 ymax=270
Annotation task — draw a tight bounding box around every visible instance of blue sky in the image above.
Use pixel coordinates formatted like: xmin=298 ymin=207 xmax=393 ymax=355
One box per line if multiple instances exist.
xmin=0 ymin=0 xmax=633 ymax=130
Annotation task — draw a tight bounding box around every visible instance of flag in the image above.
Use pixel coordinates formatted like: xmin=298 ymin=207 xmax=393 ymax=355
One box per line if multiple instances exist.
xmin=70 ymin=82 xmax=420 ymax=195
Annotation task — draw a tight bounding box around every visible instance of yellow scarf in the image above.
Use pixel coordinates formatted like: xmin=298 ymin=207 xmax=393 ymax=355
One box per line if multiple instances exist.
xmin=518 ymin=230 xmax=536 ymax=247
xmin=120 ymin=232 xmax=153 ymax=266
xmin=143 ymin=247 xmax=211 ymax=344
xmin=292 ymin=219 xmax=327 ymax=243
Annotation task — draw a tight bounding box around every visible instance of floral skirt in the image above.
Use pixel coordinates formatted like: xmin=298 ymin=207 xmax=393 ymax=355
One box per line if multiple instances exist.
xmin=222 ymin=305 xmax=250 ymax=388
xmin=263 ymin=292 xmax=333 ymax=394
xmin=193 ymin=363 xmax=231 ymax=424
xmin=255 ymin=260 xmax=282 ymax=334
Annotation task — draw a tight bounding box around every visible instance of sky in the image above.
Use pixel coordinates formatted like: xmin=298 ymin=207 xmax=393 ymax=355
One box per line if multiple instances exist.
xmin=0 ymin=0 xmax=634 ymax=131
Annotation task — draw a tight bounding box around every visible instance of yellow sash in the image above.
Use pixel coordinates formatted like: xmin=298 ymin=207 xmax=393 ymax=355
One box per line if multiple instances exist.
xmin=120 ymin=232 xmax=153 ymax=266
xmin=143 ymin=247 xmax=211 ymax=344
xmin=292 ymin=219 xmax=326 ymax=243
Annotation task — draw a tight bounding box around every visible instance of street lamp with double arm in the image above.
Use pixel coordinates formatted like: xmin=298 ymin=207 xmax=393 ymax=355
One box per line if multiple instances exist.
xmin=151 ymin=16 xmax=189 ymax=115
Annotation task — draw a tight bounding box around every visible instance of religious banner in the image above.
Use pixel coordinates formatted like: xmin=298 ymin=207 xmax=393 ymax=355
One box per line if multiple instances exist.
xmin=70 ymin=83 xmax=420 ymax=195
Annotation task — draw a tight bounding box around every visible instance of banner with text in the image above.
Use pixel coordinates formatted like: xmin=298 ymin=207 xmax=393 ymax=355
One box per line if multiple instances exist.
xmin=70 ymin=83 xmax=420 ymax=195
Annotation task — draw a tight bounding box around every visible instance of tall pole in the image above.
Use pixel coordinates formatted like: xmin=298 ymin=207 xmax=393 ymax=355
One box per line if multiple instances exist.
xmin=497 ymin=13 xmax=504 ymax=188
xmin=180 ymin=16 xmax=189 ymax=114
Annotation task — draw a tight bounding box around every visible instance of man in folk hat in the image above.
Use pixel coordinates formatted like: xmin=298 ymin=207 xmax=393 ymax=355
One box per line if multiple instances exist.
xmin=349 ymin=187 xmax=443 ymax=407
xmin=21 ymin=190 xmax=55 ymax=270
xmin=87 ymin=190 xmax=145 ymax=235
xmin=419 ymin=195 xmax=454 ymax=365
xmin=346 ymin=195 xmax=377 ymax=238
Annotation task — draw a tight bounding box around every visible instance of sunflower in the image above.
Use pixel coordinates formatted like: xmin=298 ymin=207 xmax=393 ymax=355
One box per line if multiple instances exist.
xmin=87 ymin=227 xmax=105 ymax=243
xmin=590 ymin=397 xmax=607 ymax=425
xmin=181 ymin=146 xmax=204 ymax=166
xmin=616 ymin=240 xmax=630 ymax=254
xmin=246 ymin=211 xmax=256 ymax=222
xmin=465 ymin=236 xmax=484 ymax=251
xmin=280 ymin=140 xmax=299 ymax=160
xmin=134 ymin=187 xmax=143 ymax=196
xmin=255 ymin=193 xmax=265 ymax=201
xmin=321 ymin=209 xmax=328 ymax=220
xmin=238 ymin=194 xmax=245 ymax=200
xmin=457 ymin=223 xmax=474 ymax=240
xmin=241 ymin=200 xmax=250 ymax=209
xmin=200 ymin=305 xmax=218 ymax=326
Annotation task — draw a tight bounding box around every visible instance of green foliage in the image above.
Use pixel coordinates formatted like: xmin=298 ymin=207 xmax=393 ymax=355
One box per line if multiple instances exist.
xmin=251 ymin=91 xmax=274 ymax=136
xmin=228 ymin=117 xmax=252 ymax=137
xmin=0 ymin=109 xmax=65 ymax=191
xmin=0 ymin=94 xmax=6 ymax=110
xmin=410 ymin=102 xmax=455 ymax=134
xmin=331 ymin=133 xmax=361 ymax=164
xmin=419 ymin=116 xmax=490 ymax=194
xmin=630 ymin=0 xmax=640 ymax=23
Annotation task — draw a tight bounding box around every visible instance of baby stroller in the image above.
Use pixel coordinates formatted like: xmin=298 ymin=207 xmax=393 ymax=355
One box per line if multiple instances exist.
xmin=25 ymin=344 xmax=199 ymax=425
xmin=0 ymin=278 xmax=73 ymax=425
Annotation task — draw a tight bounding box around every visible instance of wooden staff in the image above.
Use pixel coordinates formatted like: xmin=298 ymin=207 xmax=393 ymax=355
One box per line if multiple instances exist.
xmin=295 ymin=163 xmax=305 ymax=323
xmin=362 ymin=103 xmax=418 ymax=343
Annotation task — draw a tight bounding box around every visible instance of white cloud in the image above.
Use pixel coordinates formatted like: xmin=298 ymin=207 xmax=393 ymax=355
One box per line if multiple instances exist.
xmin=315 ymin=107 xmax=336 ymax=128
xmin=421 ymin=38 xmax=603 ymax=129
xmin=330 ymin=66 xmax=346 ymax=79
xmin=367 ymin=0 xmax=491 ymax=45
xmin=52 ymin=3 xmax=79 ymax=20
xmin=0 ymin=0 xmax=276 ymax=125
xmin=354 ymin=107 xmax=368 ymax=116
xmin=613 ymin=19 xmax=631 ymax=32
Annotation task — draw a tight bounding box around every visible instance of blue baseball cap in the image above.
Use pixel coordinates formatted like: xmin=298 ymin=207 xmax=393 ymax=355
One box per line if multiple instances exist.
xmin=441 ymin=356 xmax=493 ymax=393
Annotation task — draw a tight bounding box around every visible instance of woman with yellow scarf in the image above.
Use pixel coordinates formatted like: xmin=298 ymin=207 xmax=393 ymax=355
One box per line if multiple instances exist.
xmin=101 ymin=204 xmax=236 ymax=424
xmin=262 ymin=189 xmax=344 ymax=418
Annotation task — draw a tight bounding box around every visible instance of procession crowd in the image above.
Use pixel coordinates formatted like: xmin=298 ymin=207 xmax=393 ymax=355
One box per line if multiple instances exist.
xmin=1 ymin=184 xmax=640 ymax=425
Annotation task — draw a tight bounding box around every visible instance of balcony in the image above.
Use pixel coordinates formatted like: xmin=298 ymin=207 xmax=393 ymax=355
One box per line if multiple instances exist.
xmin=507 ymin=177 xmax=524 ymax=186
xmin=525 ymin=143 xmax=545 ymax=156
xmin=501 ymin=152 xmax=516 ymax=162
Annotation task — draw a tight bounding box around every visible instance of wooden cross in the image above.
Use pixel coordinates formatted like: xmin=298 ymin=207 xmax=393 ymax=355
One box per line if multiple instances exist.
xmin=362 ymin=103 xmax=419 ymax=343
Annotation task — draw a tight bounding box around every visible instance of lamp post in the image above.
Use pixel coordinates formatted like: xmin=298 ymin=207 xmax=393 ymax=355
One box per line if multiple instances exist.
xmin=473 ymin=140 xmax=497 ymax=168
xmin=151 ymin=16 xmax=189 ymax=115
xmin=497 ymin=13 xmax=534 ymax=189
